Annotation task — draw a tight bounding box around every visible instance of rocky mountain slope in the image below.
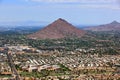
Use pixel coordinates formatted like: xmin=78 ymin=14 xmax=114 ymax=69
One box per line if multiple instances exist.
xmin=28 ymin=18 xmax=85 ymax=39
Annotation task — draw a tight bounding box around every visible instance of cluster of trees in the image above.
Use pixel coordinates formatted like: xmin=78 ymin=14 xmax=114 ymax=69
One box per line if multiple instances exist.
xmin=0 ymin=31 xmax=120 ymax=55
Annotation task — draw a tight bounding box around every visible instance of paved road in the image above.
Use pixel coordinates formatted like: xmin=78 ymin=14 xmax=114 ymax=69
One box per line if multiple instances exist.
xmin=4 ymin=48 xmax=20 ymax=80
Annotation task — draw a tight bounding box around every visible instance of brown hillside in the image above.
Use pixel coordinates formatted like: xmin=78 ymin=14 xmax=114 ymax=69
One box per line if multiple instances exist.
xmin=84 ymin=21 xmax=120 ymax=31
xmin=27 ymin=18 xmax=86 ymax=39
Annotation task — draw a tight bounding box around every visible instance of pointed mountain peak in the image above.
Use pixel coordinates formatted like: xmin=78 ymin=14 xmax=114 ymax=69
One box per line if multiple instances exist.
xmin=111 ymin=21 xmax=119 ymax=24
xmin=55 ymin=18 xmax=68 ymax=23
xmin=28 ymin=18 xmax=86 ymax=39
xmin=57 ymin=18 xmax=66 ymax=21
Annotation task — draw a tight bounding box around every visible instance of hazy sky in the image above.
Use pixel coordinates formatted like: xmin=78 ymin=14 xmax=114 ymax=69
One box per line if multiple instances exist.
xmin=0 ymin=0 xmax=120 ymax=25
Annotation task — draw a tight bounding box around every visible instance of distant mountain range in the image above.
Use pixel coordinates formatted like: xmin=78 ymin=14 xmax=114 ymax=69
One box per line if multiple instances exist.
xmin=0 ymin=21 xmax=47 ymax=33
xmin=1 ymin=20 xmax=120 ymax=36
xmin=0 ymin=21 xmax=48 ymax=26
xmin=84 ymin=21 xmax=120 ymax=31
xmin=28 ymin=18 xmax=86 ymax=39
